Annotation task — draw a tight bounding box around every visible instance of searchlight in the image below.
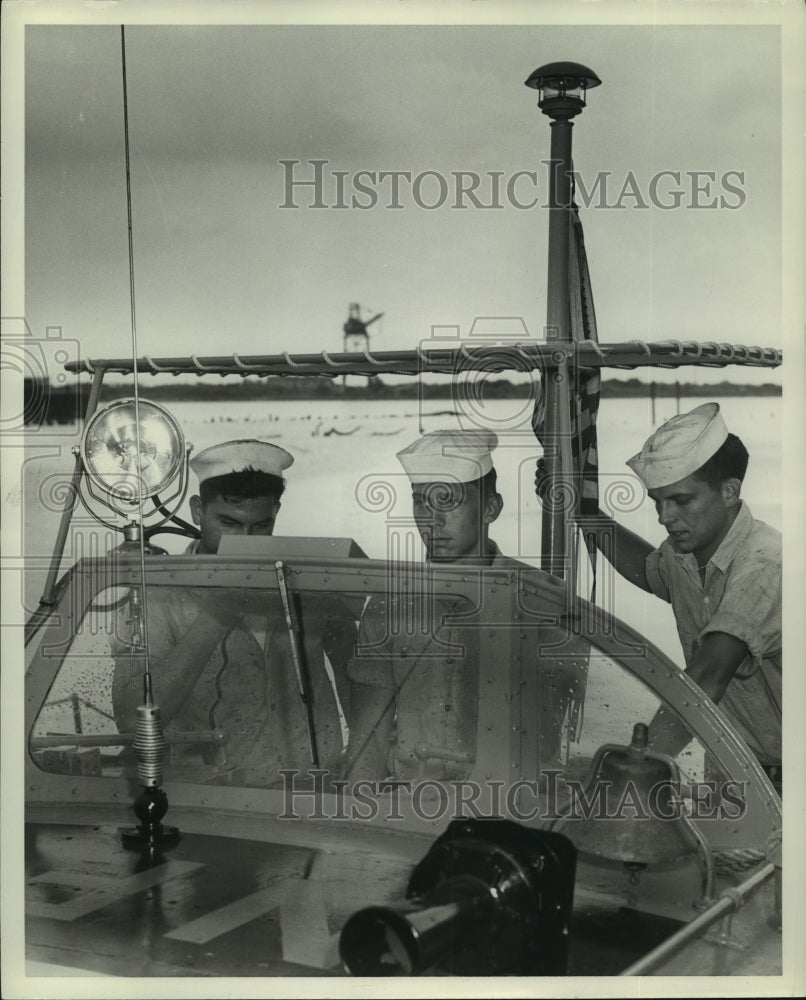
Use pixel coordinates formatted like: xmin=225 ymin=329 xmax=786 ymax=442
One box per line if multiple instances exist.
xmin=75 ymin=398 xmax=191 ymax=535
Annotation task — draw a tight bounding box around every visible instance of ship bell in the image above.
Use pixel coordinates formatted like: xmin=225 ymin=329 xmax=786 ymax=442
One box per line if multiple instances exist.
xmin=557 ymin=722 xmax=699 ymax=866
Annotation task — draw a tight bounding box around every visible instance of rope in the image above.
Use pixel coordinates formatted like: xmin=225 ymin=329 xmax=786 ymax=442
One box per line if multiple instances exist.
xmin=713 ymin=846 xmax=767 ymax=875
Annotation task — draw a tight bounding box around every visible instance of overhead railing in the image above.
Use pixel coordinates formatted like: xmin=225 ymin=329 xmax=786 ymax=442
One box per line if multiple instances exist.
xmin=64 ymin=340 xmax=783 ymax=379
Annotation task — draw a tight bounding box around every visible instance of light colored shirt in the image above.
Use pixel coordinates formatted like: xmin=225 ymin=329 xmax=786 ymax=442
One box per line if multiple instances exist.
xmin=112 ymin=585 xmax=354 ymax=786
xmin=645 ymin=502 xmax=782 ymax=765
xmin=346 ymin=541 xmax=582 ymax=779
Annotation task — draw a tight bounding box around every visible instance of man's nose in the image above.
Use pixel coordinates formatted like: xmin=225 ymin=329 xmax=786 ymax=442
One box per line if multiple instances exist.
xmin=657 ymin=501 xmax=677 ymax=525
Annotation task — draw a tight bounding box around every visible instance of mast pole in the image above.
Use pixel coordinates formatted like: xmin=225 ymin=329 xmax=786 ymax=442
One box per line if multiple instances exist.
xmin=525 ymin=62 xmax=601 ymax=584
xmin=541 ymin=116 xmax=575 ymax=579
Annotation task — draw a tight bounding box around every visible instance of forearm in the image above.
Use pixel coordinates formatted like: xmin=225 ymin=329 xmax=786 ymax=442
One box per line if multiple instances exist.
xmin=648 ymin=705 xmax=694 ymax=758
xmin=149 ymin=615 xmax=236 ymax=722
xmin=648 ymin=633 xmax=748 ymax=757
xmin=578 ymin=509 xmax=653 ymax=592
xmin=684 ymin=660 xmax=734 ymax=705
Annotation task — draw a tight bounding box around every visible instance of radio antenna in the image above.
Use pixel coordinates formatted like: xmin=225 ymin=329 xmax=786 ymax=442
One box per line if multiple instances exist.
xmin=117 ymin=24 xmax=179 ymax=851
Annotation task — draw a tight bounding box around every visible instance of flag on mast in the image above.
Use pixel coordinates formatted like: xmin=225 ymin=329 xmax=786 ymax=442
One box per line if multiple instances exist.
xmin=531 ymin=196 xmax=601 ymax=753
xmin=532 ymin=197 xmax=601 ymax=598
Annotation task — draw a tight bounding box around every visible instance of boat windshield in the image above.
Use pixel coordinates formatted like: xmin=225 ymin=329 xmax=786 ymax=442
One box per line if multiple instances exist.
xmin=29 ymin=567 xmax=718 ymax=802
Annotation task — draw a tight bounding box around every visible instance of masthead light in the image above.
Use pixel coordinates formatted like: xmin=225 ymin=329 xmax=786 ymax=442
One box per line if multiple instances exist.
xmin=525 ymin=61 xmax=601 ymax=119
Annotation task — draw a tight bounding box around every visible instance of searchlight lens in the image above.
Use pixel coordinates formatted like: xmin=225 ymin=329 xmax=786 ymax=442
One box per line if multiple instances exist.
xmin=80 ymin=399 xmax=185 ymax=502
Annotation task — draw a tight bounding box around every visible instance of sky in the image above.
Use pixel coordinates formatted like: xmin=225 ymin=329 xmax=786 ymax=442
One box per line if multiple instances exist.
xmin=9 ymin=3 xmax=801 ymax=388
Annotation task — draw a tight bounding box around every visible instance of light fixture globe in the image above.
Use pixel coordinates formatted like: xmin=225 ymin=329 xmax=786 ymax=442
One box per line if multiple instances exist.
xmin=80 ymin=398 xmax=185 ymax=503
xmin=525 ymin=61 xmax=601 ymax=119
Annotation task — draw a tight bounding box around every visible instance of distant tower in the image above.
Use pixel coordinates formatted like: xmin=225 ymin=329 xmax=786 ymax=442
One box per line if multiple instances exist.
xmin=343 ymin=303 xmax=383 ymax=353
xmin=342 ymin=303 xmax=383 ymax=388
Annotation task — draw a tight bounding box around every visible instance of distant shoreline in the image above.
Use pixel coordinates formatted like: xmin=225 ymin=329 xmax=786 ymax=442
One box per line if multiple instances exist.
xmin=25 ymin=376 xmax=782 ymax=426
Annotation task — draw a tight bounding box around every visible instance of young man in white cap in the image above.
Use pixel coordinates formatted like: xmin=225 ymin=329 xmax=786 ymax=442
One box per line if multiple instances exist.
xmin=572 ymin=403 xmax=782 ymax=790
xmin=186 ymin=439 xmax=293 ymax=554
xmin=113 ymin=440 xmax=352 ymax=787
xmin=397 ymin=428 xmax=516 ymax=567
xmin=342 ymin=429 xmax=579 ymax=783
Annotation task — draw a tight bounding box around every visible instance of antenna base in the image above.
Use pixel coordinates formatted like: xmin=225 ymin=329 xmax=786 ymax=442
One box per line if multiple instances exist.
xmin=120 ymin=785 xmax=181 ymax=850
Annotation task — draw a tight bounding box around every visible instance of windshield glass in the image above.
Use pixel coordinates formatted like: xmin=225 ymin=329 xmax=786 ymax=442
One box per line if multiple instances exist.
xmin=30 ymin=571 xmax=712 ymax=806
xmin=32 ymin=582 xmax=365 ymax=787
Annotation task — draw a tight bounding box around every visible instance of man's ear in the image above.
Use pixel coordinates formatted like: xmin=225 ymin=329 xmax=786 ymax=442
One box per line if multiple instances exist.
xmin=189 ymin=495 xmax=202 ymax=525
xmin=720 ymin=478 xmax=742 ymax=508
xmin=483 ymin=491 xmax=503 ymax=525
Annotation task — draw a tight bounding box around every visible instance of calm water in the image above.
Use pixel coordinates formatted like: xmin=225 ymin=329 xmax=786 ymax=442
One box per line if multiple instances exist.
xmin=19 ymin=393 xmax=782 ymax=666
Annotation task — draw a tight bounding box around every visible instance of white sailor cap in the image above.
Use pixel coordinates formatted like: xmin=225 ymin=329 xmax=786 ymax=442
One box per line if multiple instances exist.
xmin=397 ymin=429 xmax=498 ymax=485
xmin=190 ymin=439 xmax=294 ymax=485
xmin=626 ymin=402 xmax=728 ymax=489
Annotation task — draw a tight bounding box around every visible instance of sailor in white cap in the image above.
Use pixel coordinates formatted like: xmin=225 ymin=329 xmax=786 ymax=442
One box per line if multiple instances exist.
xmin=113 ymin=437 xmax=353 ymax=787
xmin=626 ymin=401 xmax=729 ymax=493
xmin=394 ymin=428 xmax=515 ymax=566
xmin=188 ymin=438 xmax=294 ymax=554
xmin=561 ymin=403 xmax=782 ymax=787
xmin=342 ymin=429 xmax=581 ymax=785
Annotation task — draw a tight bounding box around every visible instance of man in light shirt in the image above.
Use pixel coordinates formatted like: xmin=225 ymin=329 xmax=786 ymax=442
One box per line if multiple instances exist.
xmin=343 ymin=429 xmax=583 ymax=782
xmin=112 ymin=440 xmax=353 ymax=786
xmin=569 ymin=403 xmax=782 ymax=792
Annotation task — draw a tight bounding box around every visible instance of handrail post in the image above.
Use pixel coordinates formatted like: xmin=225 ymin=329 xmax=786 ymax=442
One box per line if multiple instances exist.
xmin=37 ymin=365 xmax=106 ymax=606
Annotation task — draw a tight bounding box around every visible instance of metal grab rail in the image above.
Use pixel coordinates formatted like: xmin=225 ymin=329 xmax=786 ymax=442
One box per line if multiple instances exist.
xmin=619 ymin=861 xmax=776 ymax=975
xmin=30 ymin=731 xmax=226 ymax=748
xmin=64 ymin=340 xmax=783 ymax=379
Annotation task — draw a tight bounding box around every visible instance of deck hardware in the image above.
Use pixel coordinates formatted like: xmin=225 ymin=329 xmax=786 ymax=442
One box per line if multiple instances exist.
xmin=555 ymin=722 xmax=716 ymax=907
xmin=340 ymin=819 xmax=576 ymax=975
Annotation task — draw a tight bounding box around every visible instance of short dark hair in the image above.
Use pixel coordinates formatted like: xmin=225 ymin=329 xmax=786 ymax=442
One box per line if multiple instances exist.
xmin=693 ymin=433 xmax=749 ymax=488
xmin=199 ymin=467 xmax=286 ymax=506
xmin=475 ymin=468 xmax=499 ymax=503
